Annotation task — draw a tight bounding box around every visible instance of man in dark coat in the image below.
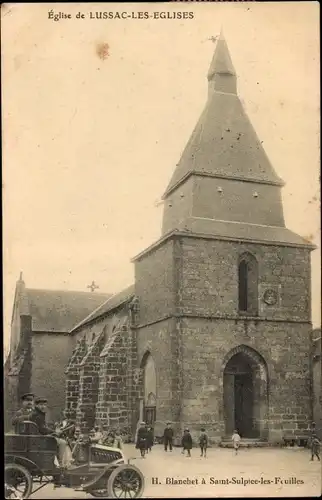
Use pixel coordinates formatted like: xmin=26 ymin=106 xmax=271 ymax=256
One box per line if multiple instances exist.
xmin=30 ymin=398 xmax=52 ymax=434
xmin=146 ymin=425 xmax=154 ymax=453
xmin=182 ymin=428 xmax=193 ymax=457
xmin=12 ymin=393 xmax=34 ymax=433
xmin=163 ymin=422 xmax=174 ymax=452
xmin=136 ymin=421 xmax=148 ymax=458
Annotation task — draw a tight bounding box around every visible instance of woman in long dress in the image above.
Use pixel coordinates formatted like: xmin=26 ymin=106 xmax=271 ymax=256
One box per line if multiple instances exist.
xmin=136 ymin=421 xmax=148 ymax=458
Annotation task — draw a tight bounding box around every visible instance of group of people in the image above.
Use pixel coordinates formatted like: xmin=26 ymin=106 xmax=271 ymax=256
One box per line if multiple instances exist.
xmin=135 ymin=421 xmax=155 ymax=458
xmin=162 ymin=423 xmax=243 ymax=458
xmin=88 ymin=426 xmax=125 ymax=450
xmin=12 ymin=392 xmax=124 ymax=439
xmin=135 ymin=421 xmax=209 ymax=458
xmin=12 ymin=394 xmax=320 ymax=464
xmin=138 ymin=421 xmax=319 ymax=461
xmin=163 ymin=422 xmax=195 ymax=457
xmin=11 ymin=394 xmax=128 ymax=488
xmin=12 ymin=393 xmax=76 ymax=471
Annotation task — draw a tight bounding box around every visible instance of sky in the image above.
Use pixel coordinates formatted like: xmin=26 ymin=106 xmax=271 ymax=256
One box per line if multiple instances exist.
xmin=2 ymin=2 xmax=320 ymax=355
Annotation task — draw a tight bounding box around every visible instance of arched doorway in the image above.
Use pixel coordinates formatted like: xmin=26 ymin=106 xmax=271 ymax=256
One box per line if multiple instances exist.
xmin=141 ymin=352 xmax=157 ymax=426
xmin=223 ymin=346 xmax=268 ymax=439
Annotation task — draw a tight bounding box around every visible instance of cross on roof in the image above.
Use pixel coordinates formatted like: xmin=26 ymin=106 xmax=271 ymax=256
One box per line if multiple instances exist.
xmin=87 ymin=281 xmax=99 ymax=292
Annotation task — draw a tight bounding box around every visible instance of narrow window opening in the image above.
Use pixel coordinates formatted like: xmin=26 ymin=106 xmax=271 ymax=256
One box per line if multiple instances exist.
xmin=238 ymin=253 xmax=259 ymax=315
xmin=238 ymin=260 xmax=248 ymax=311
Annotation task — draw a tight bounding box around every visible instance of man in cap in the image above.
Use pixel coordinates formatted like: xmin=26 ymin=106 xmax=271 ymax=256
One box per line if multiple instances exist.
xmin=163 ymin=422 xmax=174 ymax=452
xmin=29 ymin=398 xmax=53 ymax=435
xmin=12 ymin=393 xmax=35 ymax=432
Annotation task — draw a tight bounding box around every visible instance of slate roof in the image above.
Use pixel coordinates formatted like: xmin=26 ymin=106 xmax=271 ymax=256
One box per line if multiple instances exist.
xmin=25 ymin=288 xmax=111 ymax=333
xmin=70 ymin=284 xmax=135 ymax=333
xmin=163 ymin=34 xmax=283 ymax=198
xmin=174 ymin=218 xmax=315 ymax=247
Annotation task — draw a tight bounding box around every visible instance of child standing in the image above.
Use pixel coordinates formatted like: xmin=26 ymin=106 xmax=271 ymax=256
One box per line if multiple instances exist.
xmin=163 ymin=422 xmax=174 ymax=452
xmin=232 ymin=429 xmax=241 ymax=455
xmin=182 ymin=428 xmax=193 ymax=457
xmin=199 ymin=428 xmax=208 ymax=458
xmin=113 ymin=429 xmax=123 ymax=450
xmin=310 ymin=434 xmax=321 ymax=461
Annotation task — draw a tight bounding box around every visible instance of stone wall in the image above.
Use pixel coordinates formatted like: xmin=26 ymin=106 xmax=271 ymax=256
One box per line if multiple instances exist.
xmin=65 ymin=338 xmax=88 ymax=421
xmin=179 ymin=237 xmax=311 ymax=322
xmin=312 ymin=331 xmax=322 ymax=438
xmin=76 ymin=331 xmax=106 ymax=432
xmin=135 ymin=238 xmax=175 ymax=325
xmin=62 ymin=230 xmax=313 ymax=445
xmin=96 ymin=325 xmax=140 ymax=433
xmin=133 ymin=234 xmax=311 ymax=445
xmin=31 ymin=332 xmax=72 ymax=423
xmin=179 ymin=317 xmax=311 ymax=444
xmin=137 ymin=317 xmax=182 ymax=438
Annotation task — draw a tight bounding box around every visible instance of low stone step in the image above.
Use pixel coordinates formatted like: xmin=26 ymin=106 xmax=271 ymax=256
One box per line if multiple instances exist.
xmin=221 ymin=437 xmax=266 ymax=442
xmin=220 ymin=439 xmax=270 ymax=448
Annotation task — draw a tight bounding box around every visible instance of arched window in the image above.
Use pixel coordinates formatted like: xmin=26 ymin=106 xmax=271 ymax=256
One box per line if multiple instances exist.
xmin=140 ymin=352 xmax=157 ymax=425
xmin=238 ymin=253 xmax=258 ymax=315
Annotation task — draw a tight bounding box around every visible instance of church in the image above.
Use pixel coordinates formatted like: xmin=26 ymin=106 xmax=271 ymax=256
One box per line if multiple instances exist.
xmin=4 ymin=275 xmax=110 ymax=430
xmin=64 ymin=34 xmax=315 ymax=445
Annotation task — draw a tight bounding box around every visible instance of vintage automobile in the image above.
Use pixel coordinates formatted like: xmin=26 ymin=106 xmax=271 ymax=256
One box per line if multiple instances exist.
xmin=5 ymin=422 xmax=145 ymax=499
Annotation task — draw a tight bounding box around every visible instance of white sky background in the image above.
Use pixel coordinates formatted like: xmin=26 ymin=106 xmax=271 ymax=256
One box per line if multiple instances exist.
xmin=2 ymin=2 xmax=320 ymax=354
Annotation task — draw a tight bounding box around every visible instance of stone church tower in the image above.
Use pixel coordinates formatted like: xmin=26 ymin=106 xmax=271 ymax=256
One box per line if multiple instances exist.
xmin=65 ymin=34 xmax=314 ymax=445
xmin=133 ymin=32 xmax=314 ymax=443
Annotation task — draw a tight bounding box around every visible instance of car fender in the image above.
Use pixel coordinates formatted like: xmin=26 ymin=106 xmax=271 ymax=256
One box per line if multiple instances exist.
xmin=82 ymin=460 xmax=124 ymax=490
xmin=5 ymin=454 xmax=44 ymax=476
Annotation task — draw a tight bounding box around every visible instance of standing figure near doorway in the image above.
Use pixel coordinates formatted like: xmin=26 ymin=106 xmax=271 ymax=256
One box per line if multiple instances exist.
xmin=146 ymin=425 xmax=154 ymax=453
xmin=136 ymin=421 xmax=148 ymax=458
xmin=232 ymin=429 xmax=241 ymax=455
xmin=163 ymin=422 xmax=174 ymax=452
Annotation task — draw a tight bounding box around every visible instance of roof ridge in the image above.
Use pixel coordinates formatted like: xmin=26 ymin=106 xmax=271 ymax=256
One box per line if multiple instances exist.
xmin=70 ymin=284 xmax=135 ymax=333
xmin=26 ymin=287 xmax=111 ymax=295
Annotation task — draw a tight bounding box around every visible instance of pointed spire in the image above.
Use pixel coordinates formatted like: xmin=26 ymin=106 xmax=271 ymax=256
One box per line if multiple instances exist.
xmin=162 ymin=34 xmax=284 ymax=206
xmin=207 ymin=30 xmax=237 ymax=95
xmin=19 ymin=271 xmax=23 ymax=282
xmin=208 ymin=30 xmax=235 ymax=79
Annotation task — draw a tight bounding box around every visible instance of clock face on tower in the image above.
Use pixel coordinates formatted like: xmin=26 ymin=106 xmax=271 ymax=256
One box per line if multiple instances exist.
xmin=263 ymin=289 xmax=278 ymax=306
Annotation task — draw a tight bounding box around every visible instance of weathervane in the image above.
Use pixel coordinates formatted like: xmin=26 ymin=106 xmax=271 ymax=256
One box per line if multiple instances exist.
xmin=207 ymin=26 xmax=223 ymax=44
xmin=87 ymin=280 xmax=99 ymax=292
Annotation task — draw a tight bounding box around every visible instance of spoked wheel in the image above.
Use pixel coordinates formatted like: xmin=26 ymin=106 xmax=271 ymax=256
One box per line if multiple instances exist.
xmin=5 ymin=464 xmax=33 ymax=499
xmin=108 ymin=465 xmax=145 ymax=499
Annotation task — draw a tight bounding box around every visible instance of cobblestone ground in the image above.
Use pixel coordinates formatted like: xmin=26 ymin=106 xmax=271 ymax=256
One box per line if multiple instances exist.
xmin=30 ymin=445 xmax=321 ymax=498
